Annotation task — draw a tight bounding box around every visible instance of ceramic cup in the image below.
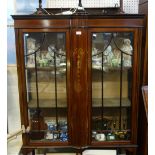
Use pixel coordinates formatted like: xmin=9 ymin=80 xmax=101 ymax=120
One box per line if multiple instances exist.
xmin=95 ymin=133 xmax=106 ymax=141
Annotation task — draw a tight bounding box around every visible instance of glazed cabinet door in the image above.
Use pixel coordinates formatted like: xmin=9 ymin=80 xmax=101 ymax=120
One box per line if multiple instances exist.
xmin=88 ymin=28 xmax=140 ymax=145
xmin=19 ymin=29 xmax=71 ymax=145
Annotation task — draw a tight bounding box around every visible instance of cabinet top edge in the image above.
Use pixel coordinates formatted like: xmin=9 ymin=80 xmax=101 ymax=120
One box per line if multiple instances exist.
xmin=12 ymin=14 xmax=145 ymax=20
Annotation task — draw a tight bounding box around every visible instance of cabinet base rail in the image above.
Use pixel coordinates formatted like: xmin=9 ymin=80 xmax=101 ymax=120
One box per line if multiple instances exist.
xmin=19 ymin=144 xmax=138 ymax=154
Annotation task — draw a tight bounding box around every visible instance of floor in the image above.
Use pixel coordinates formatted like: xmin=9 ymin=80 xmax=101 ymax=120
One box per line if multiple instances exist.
xmin=7 ymin=65 xmax=21 ymax=134
xmin=7 ymin=136 xmax=22 ymax=155
xmin=7 ymin=65 xmax=22 ymax=155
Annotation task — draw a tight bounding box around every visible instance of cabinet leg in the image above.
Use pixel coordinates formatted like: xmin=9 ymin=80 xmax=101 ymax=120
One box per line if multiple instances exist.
xmin=32 ymin=149 xmax=35 ymax=155
xmin=126 ymin=148 xmax=137 ymax=155
xmin=20 ymin=148 xmax=35 ymax=155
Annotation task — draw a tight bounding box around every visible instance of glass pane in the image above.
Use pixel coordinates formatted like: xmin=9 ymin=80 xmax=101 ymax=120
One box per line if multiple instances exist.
xmin=24 ymin=32 xmax=68 ymax=142
xmin=92 ymin=32 xmax=133 ymax=142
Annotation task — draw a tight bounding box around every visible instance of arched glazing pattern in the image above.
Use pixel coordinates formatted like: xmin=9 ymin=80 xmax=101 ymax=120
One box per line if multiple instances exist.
xmin=23 ymin=32 xmax=68 ymax=142
xmin=91 ymin=32 xmax=133 ymax=142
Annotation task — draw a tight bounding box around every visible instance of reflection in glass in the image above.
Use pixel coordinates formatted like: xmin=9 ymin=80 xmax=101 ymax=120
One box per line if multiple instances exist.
xmin=92 ymin=32 xmax=133 ymax=142
xmin=24 ymin=32 xmax=68 ymax=142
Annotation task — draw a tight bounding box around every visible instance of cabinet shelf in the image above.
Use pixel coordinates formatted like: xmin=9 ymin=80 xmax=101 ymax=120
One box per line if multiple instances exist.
xmin=30 ymin=140 xmax=67 ymax=142
xmin=92 ymin=65 xmax=131 ymax=72
xmin=28 ymin=99 xmax=67 ymax=108
xmin=92 ymin=98 xmax=131 ymax=107
xmin=25 ymin=65 xmax=66 ymax=74
xmin=30 ymin=129 xmax=67 ymax=133
xmin=28 ymin=98 xmax=130 ymax=108
xmin=26 ymin=65 xmax=131 ymax=72
xmin=93 ymin=129 xmax=131 ymax=133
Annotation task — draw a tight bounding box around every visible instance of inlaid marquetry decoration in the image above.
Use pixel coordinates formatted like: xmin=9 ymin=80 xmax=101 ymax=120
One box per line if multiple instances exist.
xmin=73 ymin=48 xmax=84 ymax=93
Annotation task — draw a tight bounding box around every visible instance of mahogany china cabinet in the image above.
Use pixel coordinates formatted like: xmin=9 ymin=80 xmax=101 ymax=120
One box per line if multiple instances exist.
xmin=12 ymin=11 xmax=145 ymax=155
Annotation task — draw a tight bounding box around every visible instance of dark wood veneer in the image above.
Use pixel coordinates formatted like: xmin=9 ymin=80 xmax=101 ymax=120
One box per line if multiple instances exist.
xmin=12 ymin=13 xmax=145 ymax=154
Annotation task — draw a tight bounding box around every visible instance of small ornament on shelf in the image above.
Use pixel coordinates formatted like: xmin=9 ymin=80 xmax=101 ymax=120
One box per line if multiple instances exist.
xmin=95 ymin=133 xmax=106 ymax=141
xmin=115 ymin=131 xmax=127 ymax=140
xmin=38 ymin=53 xmax=49 ymax=67
xmin=121 ymin=39 xmax=133 ymax=67
xmin=113 ymin=121 xmax=116 ymax=130
xmin=45 ymin=131 xmax=53 ymax=140
xmin=106 ymin=132 xmax=116 ymax=141
xmin=92 ymin=131 xmax=97 ymax=139
xmin=104 ymin=45 xmax=113 ymax=64
xmin=27 ymin=38 xmax=36 ymax=50
xmin=60 ymin=132 xmax=68 ymax=142
xmin=46 ymin=52 xmax=54 ymax=65
xmin=58 ymin=48 xmax=66 ymax=63
xmin=92 ymin=48 xmax=100 ymax=58
xmin=111 ymin=48 xmax=121 ymax=67
xmin=26 ymin=38 xmax=36 ymax=67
